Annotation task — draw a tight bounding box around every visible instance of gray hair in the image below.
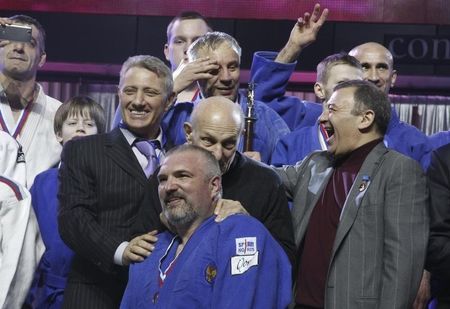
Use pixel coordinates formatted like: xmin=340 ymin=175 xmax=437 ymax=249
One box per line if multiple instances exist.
xmin=187 ymin=31 xmax=242 ymax=62
xmin=119 ymin=55 xmax=173 ymax=99
xmin=165 ymin=144 xmax=221 ymax=182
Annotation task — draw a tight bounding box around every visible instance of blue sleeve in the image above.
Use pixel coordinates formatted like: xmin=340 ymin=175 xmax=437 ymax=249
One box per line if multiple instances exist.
xmin=271 ymin=136 xmax=292 ymax=167
xmin=251 ymin=51 xmax=296 ymax=103
xmin=429 ymin=131 xmax=450 ymax=151
xmin=213 ymin=215 xmax=292 ymax=309
xmin=120 ymin=264 xmax=140 ymax=309
xmin=161 ymin=102 xmax=193 ymax=147
xmin=249 ymin=101 xmax=290 ymax=163
xmin=271 ymin=125 xmax=322 ymax=166
xmin=385 ymin=122 xmax=432 ymax=171
xmin=250 ymin=51 xmax=321 ymax=131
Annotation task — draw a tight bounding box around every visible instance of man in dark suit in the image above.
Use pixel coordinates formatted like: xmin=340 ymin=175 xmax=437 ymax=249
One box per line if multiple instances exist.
xmin=427 ymin=144 xmax=450 ymax=308
xmin=58 ymin=55 xmax=175 ymax=308
xmin=276 ymin=80 xmax=428 ymax=308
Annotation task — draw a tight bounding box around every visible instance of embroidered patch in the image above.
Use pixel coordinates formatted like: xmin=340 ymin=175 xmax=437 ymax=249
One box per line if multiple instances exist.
xmin=235 ymin=237 xmax=257 ymax=255
xmin=16 ymin=145 xmax=25 ymax=163
xmin=231 ymin=251 xmax=259 ymax=275
xmin=205 ymin=264 xmax=217 ymax=284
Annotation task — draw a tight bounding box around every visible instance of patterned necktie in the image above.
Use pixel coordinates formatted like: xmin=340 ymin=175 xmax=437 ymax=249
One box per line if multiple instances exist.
xmin=134 ymin=140 xmax=159 ymax=177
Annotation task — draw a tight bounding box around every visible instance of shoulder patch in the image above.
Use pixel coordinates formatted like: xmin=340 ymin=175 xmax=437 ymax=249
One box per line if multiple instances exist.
xmin=235 ymin=237 xmax=257 ymax=255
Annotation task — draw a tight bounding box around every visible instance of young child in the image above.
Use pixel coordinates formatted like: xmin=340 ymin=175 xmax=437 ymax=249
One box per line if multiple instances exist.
xmin=25 ymin=96 xmax=106 ymax=309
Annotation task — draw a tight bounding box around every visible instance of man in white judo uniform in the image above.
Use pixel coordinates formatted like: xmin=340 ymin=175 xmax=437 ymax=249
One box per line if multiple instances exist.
xmin=0 ymin=131 xmax=44 ymax=308
xmin=0 ymin=15 xmax=62 ymax=187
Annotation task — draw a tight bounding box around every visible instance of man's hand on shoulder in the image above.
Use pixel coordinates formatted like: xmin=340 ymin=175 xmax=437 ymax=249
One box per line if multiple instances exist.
xmin=214 ymin=199 xmax=249 ymax=222
xmin=122 ymin=230 xmax=158 ymax=266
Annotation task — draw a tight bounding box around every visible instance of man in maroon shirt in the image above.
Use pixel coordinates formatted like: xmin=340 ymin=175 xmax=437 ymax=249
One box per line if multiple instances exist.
xmin=275 ymin=80 xmax=428 ymax=308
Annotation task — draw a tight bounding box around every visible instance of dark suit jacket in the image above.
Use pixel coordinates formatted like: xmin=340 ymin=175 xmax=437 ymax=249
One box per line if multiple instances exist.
xmin=277 ymin=142 xmax=429 ymax=308
xmin=58 ymin=128 xmax=163 ymax=308
xmin=427 ymin=143 xmax=450 ymax=302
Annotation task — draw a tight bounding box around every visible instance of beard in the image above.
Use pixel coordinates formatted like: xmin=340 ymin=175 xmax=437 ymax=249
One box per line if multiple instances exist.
xmin=162 ymin=193 xmax=199 ymax=227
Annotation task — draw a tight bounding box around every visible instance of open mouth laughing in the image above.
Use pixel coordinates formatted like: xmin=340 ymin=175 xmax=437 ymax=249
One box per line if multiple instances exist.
xmin=320 ymin=123 xmax=335 ymax=142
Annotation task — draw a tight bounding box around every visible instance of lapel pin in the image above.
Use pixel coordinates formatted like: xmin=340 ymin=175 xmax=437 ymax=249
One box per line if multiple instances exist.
xmin=359 ymin=175 xmax=370 ymax=192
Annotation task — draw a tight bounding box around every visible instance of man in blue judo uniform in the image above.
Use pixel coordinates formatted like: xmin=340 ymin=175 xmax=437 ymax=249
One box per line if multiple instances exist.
xmin=162 ymin=31 xmax=290 ymax=164
xmin=120 ymin=144 xmax=291 ymax=308
xmin=271 ymin=52 xmax=363 ymax=166
xmin=251 ymin=4 xmax=431 ymax=170
xmin=249 ymin=4 xmax=328 ymax=131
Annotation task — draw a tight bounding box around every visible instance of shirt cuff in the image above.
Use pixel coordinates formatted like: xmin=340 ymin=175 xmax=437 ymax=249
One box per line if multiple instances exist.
xmin=114 ymin=241 xmax=129 ymax=265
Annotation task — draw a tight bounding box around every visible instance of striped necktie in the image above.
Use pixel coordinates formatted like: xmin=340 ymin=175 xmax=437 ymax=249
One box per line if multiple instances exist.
xmin=134 ymin=140 xmax=160 ymax=177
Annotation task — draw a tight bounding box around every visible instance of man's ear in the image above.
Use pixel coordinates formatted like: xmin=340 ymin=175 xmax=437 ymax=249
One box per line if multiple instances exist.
xmin=390 ymin=70 xmax=398 ymax=88
xmin=359 ymin=109 xmax=375 ymax=130
xmin=163 ymin=43 xmax=170 ymax=62
xmin=164 ymin=92 xmax=177 ymax=112
xmin=38 ymin=51 xmax=46 ymax=68
xmin=183 ymin=122 xmax=193 ymax=143
xmin=314 ymin=82 xmax=326 ymax=101
xmin=210 ymin=175 xmax=222 ymax=200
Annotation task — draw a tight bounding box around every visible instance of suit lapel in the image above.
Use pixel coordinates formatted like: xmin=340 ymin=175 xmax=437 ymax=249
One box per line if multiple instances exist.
xmin=292 ymin=154 xmax=334 ymax=247
xmin=104 ymin=128 xmax=148 ymax=187
xmin=331 ymin=142 xmax=388 ymax=258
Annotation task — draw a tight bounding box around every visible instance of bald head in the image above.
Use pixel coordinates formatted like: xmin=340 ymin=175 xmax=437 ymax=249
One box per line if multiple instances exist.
xmin=350 ymin=42 xmax=394 ymax=67
xmin=190 ymin=96 xmax=244 ymax=132
xmin=349 ymin=42 xmax=397 ymax=94
xmin=184 ymin=96 xmax=244 ymax=173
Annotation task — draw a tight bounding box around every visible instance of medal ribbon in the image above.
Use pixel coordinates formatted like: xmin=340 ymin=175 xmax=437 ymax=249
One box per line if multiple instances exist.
xmin=0 ymin=100 xmax=34 ymax=138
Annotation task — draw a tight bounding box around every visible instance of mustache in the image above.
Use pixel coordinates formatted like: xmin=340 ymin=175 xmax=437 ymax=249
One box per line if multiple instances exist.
xmin=163 ymin=192 xmax=186 ymax=204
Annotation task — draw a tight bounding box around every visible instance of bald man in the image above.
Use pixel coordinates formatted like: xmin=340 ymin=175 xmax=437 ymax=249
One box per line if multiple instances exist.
xmin=252 ymin=34 xmax=431 ymax=169
xmin=348 ymin=42 xmax=431 ymax=170
xmin=135 ymin=96 xmax=295 ymax=263
xmin=348 ymin=42 xmax=396 ymax=94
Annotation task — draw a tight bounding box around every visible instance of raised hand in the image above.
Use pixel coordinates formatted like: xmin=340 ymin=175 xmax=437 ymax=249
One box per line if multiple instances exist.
xmin=276 ymin=3 xmax=329 ymax=63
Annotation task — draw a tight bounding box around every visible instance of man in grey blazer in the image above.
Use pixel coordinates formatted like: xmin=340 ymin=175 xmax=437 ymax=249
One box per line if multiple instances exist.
xmin=277 ymin=80 xmax=428 ymax=308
